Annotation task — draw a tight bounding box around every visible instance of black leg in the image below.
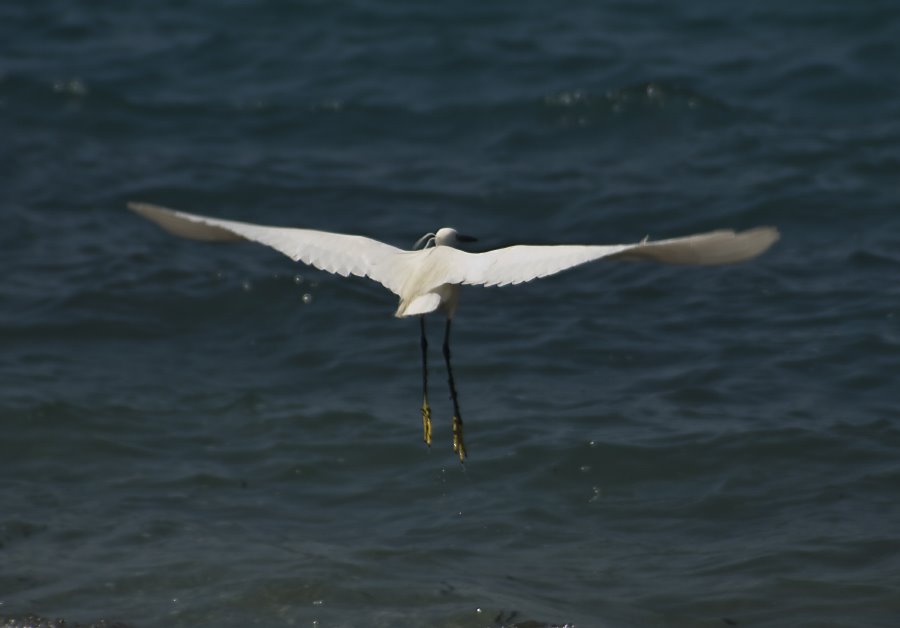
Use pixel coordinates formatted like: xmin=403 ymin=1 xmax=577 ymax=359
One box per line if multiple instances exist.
xmin=420 ymin=316 xmax=432 ymax=446
xmin=443 ymin=318 xmax=466 ymax=461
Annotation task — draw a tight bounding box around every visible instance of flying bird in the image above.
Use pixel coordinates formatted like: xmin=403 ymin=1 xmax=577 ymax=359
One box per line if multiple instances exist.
xmin=128 ymin=202 xmax=779 ymax=460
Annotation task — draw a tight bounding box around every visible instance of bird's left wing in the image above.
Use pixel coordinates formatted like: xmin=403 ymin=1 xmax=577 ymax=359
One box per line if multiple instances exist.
xmin=430 ymin=227 xmax=779 ymax=288
xmin=128 ymin=202 xmax=409 ymax=295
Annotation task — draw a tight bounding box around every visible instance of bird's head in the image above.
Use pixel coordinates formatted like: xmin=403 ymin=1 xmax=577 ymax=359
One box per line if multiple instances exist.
xmin=414 ymin=228 xmax=478 ymax=249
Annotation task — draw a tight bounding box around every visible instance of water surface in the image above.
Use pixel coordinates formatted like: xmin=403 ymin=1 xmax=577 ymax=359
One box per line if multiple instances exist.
xmin=3 ymin=1 xmax=900 ymax=626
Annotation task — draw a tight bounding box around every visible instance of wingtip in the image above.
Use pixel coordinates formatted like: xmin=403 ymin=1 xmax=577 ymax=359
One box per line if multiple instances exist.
xmin=127 ymin=201 xmax=244 ymax=242
xmin=748 ymin=225 xmax=780 ymax=241
xmin=704 ymin=225 xmax=780 ymax=263
xmin=741 ymin=225 xmax=781 ymax=257
xmin=127 ymin=201 xmax=171 ymax=217
xmin=618 ymin=225 xmax=781 ymax=265
xmin=127 ymin=201 xmax=167 ymax=220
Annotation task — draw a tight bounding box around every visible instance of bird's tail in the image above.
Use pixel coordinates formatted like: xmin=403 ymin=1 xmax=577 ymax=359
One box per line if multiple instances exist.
xmin=395 ymin=293 xmax=441 ymax=318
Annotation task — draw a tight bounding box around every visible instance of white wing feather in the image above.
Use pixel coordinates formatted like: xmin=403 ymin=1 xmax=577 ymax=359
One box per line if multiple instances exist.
xmin=425 ymin=227 xmax=779 ymax=288
xmin=128 ymin=202 xmax=409 ymax=295
xmin=129 ymin=202 xmax=778 ymax=314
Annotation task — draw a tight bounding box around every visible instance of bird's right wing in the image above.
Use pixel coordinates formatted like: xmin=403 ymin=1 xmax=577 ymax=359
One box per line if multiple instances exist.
xmin=128 ymin=202 xmax=409 ymax=294
xmin=435 ymin=227 xmax=779 ymax=288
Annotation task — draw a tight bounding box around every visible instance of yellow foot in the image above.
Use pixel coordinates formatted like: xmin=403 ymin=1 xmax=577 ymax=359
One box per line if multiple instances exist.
xmin=452 ymin=415 xmax=467 ymax=461
xmin=421 ymin=401 xmax=432 ymax=446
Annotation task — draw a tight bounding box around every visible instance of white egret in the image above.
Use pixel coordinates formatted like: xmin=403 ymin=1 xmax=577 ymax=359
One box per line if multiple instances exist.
xmin=128 ymin=202 xmax=779 ymax=460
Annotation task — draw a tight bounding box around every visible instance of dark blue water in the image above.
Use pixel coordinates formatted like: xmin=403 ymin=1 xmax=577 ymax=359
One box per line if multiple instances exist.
xmin=3 ymin=1 xmax=900 ymax=626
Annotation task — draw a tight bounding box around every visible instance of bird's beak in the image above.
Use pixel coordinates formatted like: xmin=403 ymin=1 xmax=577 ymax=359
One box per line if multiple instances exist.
xmin=456 ymin=234 xmax=478 ymax=243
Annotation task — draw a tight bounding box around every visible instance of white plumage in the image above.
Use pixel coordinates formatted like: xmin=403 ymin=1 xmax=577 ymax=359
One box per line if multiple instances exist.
xmin=128 ymin=201 xmax=779 ymax=460
xmin=128 ymin=202 xmax=778 ymax=317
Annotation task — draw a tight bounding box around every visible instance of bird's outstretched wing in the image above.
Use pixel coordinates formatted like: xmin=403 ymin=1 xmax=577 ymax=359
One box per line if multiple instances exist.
xmin=128 ymin=202 xmax=408 ymax=294
xmin=432 ymin=227 xmax=780 ymax=288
